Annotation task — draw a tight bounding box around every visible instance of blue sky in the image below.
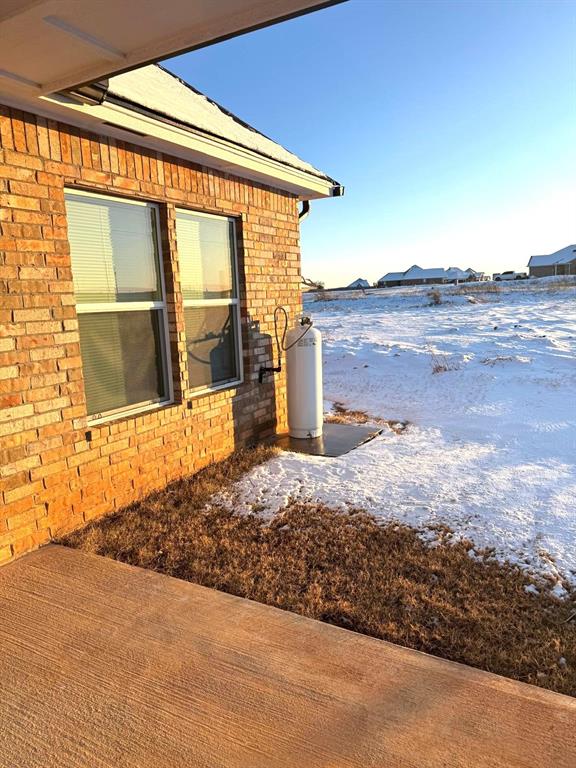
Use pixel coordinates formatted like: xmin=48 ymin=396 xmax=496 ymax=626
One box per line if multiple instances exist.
xmin=166 ymin=0 xmax=576 ymax=287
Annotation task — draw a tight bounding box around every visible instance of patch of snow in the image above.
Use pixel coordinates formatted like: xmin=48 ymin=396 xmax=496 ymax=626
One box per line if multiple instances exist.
xmin=220 ymin=284 xmax=576 ymax=591
xmin=551 ymin=582 xmax=569 ymax=600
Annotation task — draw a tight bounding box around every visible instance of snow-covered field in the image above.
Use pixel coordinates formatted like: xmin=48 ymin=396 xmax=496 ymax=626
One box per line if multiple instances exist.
xmin=225 ymin=279 xmax=576 ymax=593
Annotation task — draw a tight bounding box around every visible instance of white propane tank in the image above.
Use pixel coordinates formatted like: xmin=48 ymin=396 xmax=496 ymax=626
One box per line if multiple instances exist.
xmin=286 ymin=317 xmax=323 ymax=439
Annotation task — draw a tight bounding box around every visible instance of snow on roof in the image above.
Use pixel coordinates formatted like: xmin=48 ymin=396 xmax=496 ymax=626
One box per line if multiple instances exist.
xmin=404 ymin=266 xmax=447 ymax=279
xmin=107 ymin=64 xmax=335 ymax=182
xmin=528 ymin=245 xmax=576 ymax=267
xmin=379 ymin=265 xmax=476 ymax=283
xmin=529 ymin=255 xmax=554 ymax=267
xmin=347 ymin=278 xmax=370 ymax=289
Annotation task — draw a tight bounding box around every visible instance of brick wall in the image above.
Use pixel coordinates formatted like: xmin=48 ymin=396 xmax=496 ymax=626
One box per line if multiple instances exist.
xmin=529 ymin=265 xmax=574 ymax=278
xmin=0 ymin=105 xmax=302 ymax=564
xmin=529 ymin=266 xmax=552 ymax=278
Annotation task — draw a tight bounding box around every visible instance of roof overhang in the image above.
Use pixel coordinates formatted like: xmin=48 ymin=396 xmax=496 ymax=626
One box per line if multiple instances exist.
xmin=0 ymin=0 xmax=344 ymax=99
xmin=2 ymin=89 xmax=339 ymax=199
xmin=0 ymin=0 xmax=345 ymax=199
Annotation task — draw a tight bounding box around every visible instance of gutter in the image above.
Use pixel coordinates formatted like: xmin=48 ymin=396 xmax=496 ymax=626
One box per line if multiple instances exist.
xmin=58 ymin=75 xmax=344 ymax=197
xmin=104 ymin=90 xmax=342 ymax=190
xmin=62 ymin=80 xmax=109 ymax=106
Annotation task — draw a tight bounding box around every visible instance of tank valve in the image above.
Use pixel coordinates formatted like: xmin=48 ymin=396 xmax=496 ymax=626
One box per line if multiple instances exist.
xmin=258 ymin=364 xmax=281 ymax=383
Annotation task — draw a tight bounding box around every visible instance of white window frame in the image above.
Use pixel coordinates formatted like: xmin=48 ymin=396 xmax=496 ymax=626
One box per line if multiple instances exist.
xmin=66 ymin=188 xmax=174 ymax=425
xmin=176 ymin=208 xmax=244 ymax=397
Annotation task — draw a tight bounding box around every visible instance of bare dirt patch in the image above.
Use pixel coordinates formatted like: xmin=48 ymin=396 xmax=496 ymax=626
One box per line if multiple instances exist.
xmin=62 ymin=447 xmax=576 ymax=697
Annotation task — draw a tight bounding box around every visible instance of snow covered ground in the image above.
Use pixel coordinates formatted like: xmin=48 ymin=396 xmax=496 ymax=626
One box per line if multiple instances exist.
xmin=223 ymin=279 xmax=576 ymax=592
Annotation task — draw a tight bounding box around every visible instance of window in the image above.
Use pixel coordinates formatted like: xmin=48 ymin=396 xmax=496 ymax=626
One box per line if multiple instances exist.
xmin=65 ymin=190 xmax=172 ymax=421
xmin=175 ymin=209 xmax=242 ymax=392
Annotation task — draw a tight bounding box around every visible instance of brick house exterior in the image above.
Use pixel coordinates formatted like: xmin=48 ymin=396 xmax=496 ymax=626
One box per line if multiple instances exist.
xmin=0 ymin=99 xmax=330 ymax=564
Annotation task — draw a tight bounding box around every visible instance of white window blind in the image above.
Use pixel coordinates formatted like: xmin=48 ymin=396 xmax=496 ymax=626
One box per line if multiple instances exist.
xmin=65 ymin=190 xmax=172 ymax=421
xmin=66 ymin=194 xmax=161 ymax=303
xmin=175 ymin=210 xmax=242 ymax=393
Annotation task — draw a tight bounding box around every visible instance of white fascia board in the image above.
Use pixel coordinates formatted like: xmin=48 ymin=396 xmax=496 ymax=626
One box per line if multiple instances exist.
xmin=37 ymin=95 xmax=335 ymax=199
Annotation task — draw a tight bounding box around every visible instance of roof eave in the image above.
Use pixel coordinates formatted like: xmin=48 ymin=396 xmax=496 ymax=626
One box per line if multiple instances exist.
xmin=14 ymin=91 xmax=342 ymax=199
xmin=0 ymin=1 xmax=347 ymax=101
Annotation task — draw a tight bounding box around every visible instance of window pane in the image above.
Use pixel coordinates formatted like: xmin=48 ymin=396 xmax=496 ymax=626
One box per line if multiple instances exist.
xmin=65 ymin=193 xmax=162 ymax=303
xmin=184 ymin=305 xmax=238 ymax=389
xmin=78 ymin=310 xmax=167 ymax=417
xmin=176 ymin=212 xmax=235 ymax=299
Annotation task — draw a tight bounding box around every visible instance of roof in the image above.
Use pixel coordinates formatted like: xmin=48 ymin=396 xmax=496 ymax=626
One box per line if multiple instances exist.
xmin=379 ymin=265 xmax=478 ymax=283
xmin=347 ymin=278 xmax=370 ymax=288
xmin=445 ymin=267 xmax=468 ymax=278
xmin=17 ymin=62 xmax=342 ymax=199
xmin=1 ymin=15 xmax=343 ymax=200
xmin=528 ymin=245 xmax=576 ymax=267
xmin=107 ymin=65 xmax=336 ymax=184
xmin=404 ymin=265 xmax=448 ymax=280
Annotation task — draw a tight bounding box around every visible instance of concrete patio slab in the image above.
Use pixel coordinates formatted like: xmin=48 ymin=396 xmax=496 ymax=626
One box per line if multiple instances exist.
xmin=0 ymin=545 xmax=574 ymax=768
xmin=274 ymin=421 xmax=383 ymax=457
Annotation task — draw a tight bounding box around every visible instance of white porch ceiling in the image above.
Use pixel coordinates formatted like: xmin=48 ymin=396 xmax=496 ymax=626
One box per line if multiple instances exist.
xmin=0 ymin=0 xmax=341 ymax=100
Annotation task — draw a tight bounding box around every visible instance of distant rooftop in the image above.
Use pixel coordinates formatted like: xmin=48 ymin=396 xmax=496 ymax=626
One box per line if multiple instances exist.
xmin=378 ymin=265 xmax=474 ymax=283
xmin=346 ymin=278 xmax=370 ymax=289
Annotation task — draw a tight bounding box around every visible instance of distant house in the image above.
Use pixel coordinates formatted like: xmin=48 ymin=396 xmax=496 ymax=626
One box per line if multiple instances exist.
xmin=528 ymin=245 xmax=576 ymax=278
xmin=464 ymin=267 xmax=484 ymax=280
xmin=377 ymin=264 xmax=478 ymax=287
xmin=377 ymin=271 xmax=406 ymax=288
xmin=346 ymin=278 xmax=371 ymax=289
xmin=445 ymin=267 xmax=470 ymax=282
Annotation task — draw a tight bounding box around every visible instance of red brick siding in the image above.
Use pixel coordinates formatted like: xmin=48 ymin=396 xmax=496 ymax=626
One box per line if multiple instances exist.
xmin=0 ymin=105 xmax=301 ymax=563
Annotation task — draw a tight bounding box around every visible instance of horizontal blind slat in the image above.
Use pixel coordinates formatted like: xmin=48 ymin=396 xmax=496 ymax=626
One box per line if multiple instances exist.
xmin=176 ymin=212 xmax=235 ymax=300
xmin=65 ymin=193 xmax=161 ymax=304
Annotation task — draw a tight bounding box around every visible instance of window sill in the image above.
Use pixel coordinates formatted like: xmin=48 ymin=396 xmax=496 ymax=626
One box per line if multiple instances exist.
xmin=87 ymin=398 xmax=175 ymax=427
xmin=185 ymin=378 xmax=243 ymax=401
xmin=85 ymin=378 xmax=246 ymax=428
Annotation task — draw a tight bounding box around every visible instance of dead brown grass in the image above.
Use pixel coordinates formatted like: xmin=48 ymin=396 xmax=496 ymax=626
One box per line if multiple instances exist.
xmin=61 ymin=448 xmax=576 ymax=697
xmin=455 ymin=282 xmax=501 ymax=294
xmin=325 ymin=402 xmax=408 ymax=433
xmin=430 ymin=352 xmax=460 ymax=374
xmin=428 ymin=288 xmax=443 ymax=305
xmin=541 ymin=277 xmax=576 ymax=292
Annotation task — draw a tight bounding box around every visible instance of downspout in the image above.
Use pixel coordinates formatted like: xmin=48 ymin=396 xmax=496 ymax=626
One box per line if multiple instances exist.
xmin=299 ymin=200 xmax=311 ymax=221
xmin=298 ymin=183 xmax=344 ymax=221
